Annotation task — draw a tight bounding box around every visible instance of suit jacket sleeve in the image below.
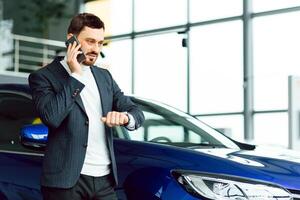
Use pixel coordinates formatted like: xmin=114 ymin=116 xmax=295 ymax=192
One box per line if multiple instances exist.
xmin=29 ymin=71 xmax=85 ymax=129
xmin=107 ymin=71 xmax=144 ymax=130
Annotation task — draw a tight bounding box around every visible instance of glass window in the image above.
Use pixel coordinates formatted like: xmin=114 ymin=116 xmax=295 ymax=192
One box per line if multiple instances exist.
xmin=253 ymin=0 xmax=300 ymax=13
xmin=254 ymin=113 xmax=288 ymax=148
xmin=253 ymin=12 xmax=300 ymax=110
xmin=134 ymin=0 xmax=187 ymax=31
xmin=190 ymin=0 xmax=242 ymax=22
xmin=97 ymin=40 xmax=132 ymax=95
xmin=85 ymin=0 xmax=132 ymax=36
xmin=198 ymin=115 xmax=244 ymax=142
xmin=190 ymin=20 xmax=243 ymax=114
xmin=129 ymin=110 xmax=186 ymax=143
xmin=115 ymin=98 xmax=239 ymax=149
xmin=134 ymin=33 xmax=187 ymax=111
xmin=0 ymin=93 xmax=39 ymax=152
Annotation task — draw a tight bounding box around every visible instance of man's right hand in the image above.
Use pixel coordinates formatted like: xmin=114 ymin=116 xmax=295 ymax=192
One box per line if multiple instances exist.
xmin=66 ymin=41 xmax=83 ymax=75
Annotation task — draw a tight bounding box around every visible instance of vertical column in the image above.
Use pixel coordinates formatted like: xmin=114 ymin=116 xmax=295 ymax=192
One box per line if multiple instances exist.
xmin=0 ymin=0 xmax=3 ymax=21
xmin=131 ymin=0 xmax=135 ymax=94
xmin=14 ymin=39 xmax=19 ymax=72
xmin=43 ymin=45 xmax=48 ymax=66
xmin=186 ymin=0 xmax=190 ymax=114
xmin=243 ymin=0 xmax=254 ymax=141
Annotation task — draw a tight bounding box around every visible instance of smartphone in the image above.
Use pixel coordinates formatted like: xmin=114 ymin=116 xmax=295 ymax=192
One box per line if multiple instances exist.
xmin=65 ymin=35 xmax=86 ymax=63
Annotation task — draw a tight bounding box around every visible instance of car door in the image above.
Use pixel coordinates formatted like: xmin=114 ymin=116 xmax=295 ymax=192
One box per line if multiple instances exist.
xmin=0 ymin=91 xmax=43 ymax=200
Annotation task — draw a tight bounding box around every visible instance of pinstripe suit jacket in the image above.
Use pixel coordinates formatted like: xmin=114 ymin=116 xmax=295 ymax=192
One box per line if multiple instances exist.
xmin=28 ymin=56 xmax=144 ymax=188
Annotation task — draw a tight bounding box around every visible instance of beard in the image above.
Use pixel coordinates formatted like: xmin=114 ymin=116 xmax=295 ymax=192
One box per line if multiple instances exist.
xmin=82 ymin=52 xmax=98 ymax=66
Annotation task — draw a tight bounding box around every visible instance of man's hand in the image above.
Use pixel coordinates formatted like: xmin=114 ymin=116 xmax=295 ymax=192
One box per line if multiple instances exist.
xmin=101 ymin=111 xmax=129 ymax=127
xmin=66 ymin=41 xmax=83 ymax=75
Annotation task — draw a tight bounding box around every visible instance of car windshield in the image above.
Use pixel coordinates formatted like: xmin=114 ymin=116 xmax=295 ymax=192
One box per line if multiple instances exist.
xmin=114 ymin=97 xmax=240 ymax=150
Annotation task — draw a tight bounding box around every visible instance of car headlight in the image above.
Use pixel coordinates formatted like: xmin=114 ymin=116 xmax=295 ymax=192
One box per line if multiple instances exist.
xmin=172 ymin=170 xmax=292 ymax=200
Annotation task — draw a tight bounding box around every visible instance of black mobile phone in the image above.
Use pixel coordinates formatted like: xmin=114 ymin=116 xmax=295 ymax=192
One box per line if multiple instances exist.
xmin=65 ymin=35 xmax=86 ymax=63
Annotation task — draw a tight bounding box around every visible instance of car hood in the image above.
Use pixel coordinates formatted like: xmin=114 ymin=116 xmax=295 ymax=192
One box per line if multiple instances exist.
xmin=115 ymin=139 xmax=300 ymax=191
xmin=193 ymin=146 xmax=300 ymax=190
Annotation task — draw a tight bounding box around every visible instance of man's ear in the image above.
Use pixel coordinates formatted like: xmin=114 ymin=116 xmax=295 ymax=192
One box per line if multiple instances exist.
xmin=67 ymin=33 xmax=73 ymax=40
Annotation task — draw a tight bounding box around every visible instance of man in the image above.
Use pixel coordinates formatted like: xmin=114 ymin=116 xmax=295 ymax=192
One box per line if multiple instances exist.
xmin=29 ymin=13 xmax=144 ymax=200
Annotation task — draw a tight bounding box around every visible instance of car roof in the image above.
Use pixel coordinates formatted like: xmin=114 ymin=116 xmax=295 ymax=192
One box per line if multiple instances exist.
xmin=0 ymin=83 xmax=189 ymax=116
xmin=0 ymin=83 xmax=31 ymax=94
xmin=0 ymin=83 xmax=188 ymax=116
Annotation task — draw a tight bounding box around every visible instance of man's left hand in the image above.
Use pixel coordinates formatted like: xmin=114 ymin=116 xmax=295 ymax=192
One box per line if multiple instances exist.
xmin=101 ymin=111 xmax=129 ymax=127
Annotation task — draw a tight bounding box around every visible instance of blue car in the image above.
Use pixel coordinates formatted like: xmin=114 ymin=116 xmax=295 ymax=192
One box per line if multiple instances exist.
xmin=0 ymin=83 xmax=300 ymax=200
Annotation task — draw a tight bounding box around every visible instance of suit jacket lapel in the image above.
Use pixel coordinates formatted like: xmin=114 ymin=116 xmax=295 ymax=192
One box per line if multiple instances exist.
xmin=74 ymin=92 xmax=86 ymax=116
xmin=90 ymin=66 xmax=110 ymax=115
xmin=48 ymin=57 xmax=87 ymax=115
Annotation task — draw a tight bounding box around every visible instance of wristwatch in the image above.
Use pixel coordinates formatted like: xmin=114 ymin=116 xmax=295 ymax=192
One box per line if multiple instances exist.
xmin=123 ymin=111 xmax=130 ymax=126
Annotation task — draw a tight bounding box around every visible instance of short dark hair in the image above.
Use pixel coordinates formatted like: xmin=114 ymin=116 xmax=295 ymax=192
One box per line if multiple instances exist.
xmin=67 ymin=13 xmax=105 ymax=35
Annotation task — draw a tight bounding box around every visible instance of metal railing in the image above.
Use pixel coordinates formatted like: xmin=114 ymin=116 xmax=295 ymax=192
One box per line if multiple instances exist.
xmin=12 ymin=34 xmax=65 ymax=72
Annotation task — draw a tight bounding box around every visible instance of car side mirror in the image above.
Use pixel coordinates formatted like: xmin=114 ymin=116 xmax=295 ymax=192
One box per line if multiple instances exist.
xmin=20 ymin=124 xmax=48 ymax=150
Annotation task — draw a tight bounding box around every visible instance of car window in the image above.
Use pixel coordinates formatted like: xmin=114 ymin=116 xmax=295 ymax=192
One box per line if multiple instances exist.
xmin=114 ymin=100 xmax=239 ymax=149
xmin=0 ymin=92 xmax=40 ymax=153
xmin=118 ymin=110 xmax=209 ymax=144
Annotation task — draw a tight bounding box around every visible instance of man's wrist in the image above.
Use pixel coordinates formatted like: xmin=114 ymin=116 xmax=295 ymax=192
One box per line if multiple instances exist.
xmin=123 ymin=112 xmax=130 ymax=126
xmin=123 ymin=112 xmax=136 ymax=130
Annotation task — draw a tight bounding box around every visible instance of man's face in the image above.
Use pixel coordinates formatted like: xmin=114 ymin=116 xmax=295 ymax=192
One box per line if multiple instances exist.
xmin=75 ymin=26 xmax=104 ymax=66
